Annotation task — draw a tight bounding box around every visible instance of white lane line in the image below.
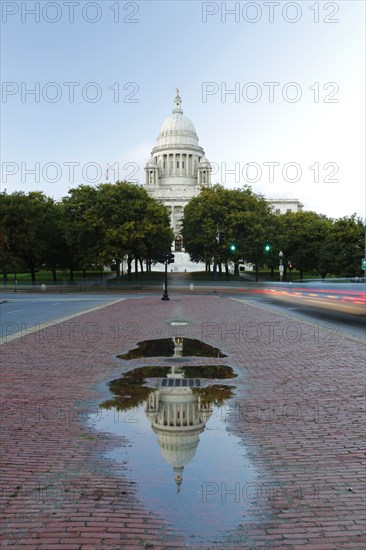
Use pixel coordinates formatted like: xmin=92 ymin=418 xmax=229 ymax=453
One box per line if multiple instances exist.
xmin=5 ymin=309 xmax=24 ymax=314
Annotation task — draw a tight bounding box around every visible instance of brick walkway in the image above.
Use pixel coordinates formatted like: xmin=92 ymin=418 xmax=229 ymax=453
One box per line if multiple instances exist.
xmin=1 ymin=295 xmax=365 ymax=549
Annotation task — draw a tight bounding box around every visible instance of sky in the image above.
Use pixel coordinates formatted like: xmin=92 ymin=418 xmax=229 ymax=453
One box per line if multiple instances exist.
xmin=1 ymin=0 xmax=365 ymax=219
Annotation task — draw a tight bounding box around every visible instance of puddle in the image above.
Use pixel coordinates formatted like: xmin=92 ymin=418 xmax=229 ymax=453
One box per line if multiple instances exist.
xmin=101 ymin=365 xmax=236 ymax=411
xmin=118 ymin=337 xmax=227 ymax=360
xmin=89 ymin=362 xmax=259 ymax=544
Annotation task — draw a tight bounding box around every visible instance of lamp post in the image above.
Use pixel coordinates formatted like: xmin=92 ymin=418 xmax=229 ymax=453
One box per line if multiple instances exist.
xmin=162 ymin=258 xmax=169 ymax=300
xmin=279 ymin=251 xmax=284 ymax=282
xmin=161 ymin=253 xmax=175 ymax=300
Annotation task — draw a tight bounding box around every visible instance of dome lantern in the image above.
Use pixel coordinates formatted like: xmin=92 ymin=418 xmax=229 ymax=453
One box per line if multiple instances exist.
xmin=173 ymin=88 xmax=183 ymax=114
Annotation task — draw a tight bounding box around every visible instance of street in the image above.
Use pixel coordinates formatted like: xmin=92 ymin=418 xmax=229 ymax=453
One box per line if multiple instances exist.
xmin=1 ymin=292 xmax=365 ymax=548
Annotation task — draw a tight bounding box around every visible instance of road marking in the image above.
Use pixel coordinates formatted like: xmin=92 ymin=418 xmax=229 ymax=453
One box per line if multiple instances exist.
xmin=5 ymin=309 xmax=24 ymax=314
xmin=0 ymin=299 xmax=125 ymax=345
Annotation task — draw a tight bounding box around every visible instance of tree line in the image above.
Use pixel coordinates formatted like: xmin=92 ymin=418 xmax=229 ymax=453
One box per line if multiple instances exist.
xmin=182 ymin=185 xmax=365 ymax=280
xmin=1 ymin=182 xmax=364 ymax=282
xmin=0 ymin=182 xmax=173 ymax=282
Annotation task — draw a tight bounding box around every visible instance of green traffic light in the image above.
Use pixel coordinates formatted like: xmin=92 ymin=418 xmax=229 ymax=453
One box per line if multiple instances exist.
xmin=264 ymin=244 xmax=271 ymax=252
xmin=230 ymin=244 xmax=236 ymax=251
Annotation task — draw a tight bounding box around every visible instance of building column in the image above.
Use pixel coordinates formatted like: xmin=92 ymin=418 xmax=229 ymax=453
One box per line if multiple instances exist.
xmin=173 ymin=403 xmax=177 ymax=427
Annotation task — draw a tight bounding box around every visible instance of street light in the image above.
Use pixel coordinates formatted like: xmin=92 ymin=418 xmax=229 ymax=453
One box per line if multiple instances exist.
xmin=161 ymin=253 xmax=174 ymax=300
xmin=279 ymin=251 xmax=284 ymax=282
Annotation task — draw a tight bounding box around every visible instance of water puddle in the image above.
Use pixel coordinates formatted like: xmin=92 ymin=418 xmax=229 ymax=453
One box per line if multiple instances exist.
xmin=118 ymin=337 xmax=227 ymax=360
xmin=89 ymin=347 xmax=259 ymax=544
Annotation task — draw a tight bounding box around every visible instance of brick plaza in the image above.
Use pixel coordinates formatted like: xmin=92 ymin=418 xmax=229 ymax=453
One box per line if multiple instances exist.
xmin=1 ymin=295 xmax=365 ymax=549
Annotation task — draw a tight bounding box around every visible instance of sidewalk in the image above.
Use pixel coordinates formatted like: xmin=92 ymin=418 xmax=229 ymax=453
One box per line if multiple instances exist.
xmin=1 ymin=295 xmax=365 ymax=549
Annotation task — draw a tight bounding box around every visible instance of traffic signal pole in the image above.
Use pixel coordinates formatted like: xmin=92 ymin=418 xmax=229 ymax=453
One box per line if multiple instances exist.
xmin=213 ymin=230 xmax=224 ymax=280
xmin=213 ymin=240 xmax=218 ymax=280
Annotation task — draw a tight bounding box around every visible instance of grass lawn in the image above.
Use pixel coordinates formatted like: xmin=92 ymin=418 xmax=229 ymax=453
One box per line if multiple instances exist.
xmin=2 ymin=270 xmax=113 ymax=284
xmin=2 ymin=268 xmax=336 ymax=285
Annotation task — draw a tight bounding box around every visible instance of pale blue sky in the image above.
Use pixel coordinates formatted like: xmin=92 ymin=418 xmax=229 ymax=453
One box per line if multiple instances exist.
xmin=1 ymin=0 xmax=365 ymax=218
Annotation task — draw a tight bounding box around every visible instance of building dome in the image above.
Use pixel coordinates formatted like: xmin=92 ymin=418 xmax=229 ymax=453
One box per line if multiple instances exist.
xmin=156 ymin=89 xmax=199 ymax=148
xmin=156 ymin=431 xmax=201 ymax=469
xmin=199 ymin=157 xmax=210 ymax=166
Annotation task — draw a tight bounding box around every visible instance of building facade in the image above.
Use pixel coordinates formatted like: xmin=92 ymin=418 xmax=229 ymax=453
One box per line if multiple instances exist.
xmin=144 ymin=91 xmax=303 ymax=268
xmin=144 ymin=89 xmax=211 ymax=253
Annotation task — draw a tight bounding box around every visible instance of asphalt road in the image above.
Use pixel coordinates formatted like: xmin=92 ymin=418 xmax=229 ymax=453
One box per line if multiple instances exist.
xmin=0 ymin=294 xmax=147 ymax=341
xmin=231 ymin=294 xmax=365 ymax=343
xmin=1 ymin=289 xmax=364 ymax=343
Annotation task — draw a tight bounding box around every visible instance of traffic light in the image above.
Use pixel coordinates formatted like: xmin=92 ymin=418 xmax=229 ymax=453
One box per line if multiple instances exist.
xmin=229 ymin=244 xmax=236 ymax=252
xmin=218 ymin=232 xmax=225 ymax=244
xmin=167 ymin=253 xmax=175 ymax=264
xmin=264 ymin=243 xmax=271 ymax=252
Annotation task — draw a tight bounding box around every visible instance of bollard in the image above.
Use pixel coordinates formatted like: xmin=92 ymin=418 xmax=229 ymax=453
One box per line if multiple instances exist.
xmin=41 ymin=284 xmax=46 ymax=292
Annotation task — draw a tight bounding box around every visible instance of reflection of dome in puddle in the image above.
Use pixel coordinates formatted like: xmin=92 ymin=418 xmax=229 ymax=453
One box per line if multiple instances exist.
xmin=145 ymin=369 xmax=212 ymax=492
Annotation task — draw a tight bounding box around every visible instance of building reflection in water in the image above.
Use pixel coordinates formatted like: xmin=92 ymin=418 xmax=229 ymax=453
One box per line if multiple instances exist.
xmin=145 ymin=366 xmax=212 ymax=492
xmin=92 ymin=347 xmax=260 ymax=543
xmin=100 ymin=337 xmax=237 ymax=492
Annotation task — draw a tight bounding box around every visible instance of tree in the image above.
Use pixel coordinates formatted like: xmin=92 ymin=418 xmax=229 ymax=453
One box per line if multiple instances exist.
xmin=319 ymin=215 xmax=365 ymax=277
xmin=63 ymin=182 xmax=173 ymax=279
xmin=93 ymin=182 xmax=172 ymax=278
xmin=182 ymin=184 xmax=274 ymax=278
xmin=61 ymin=185 xmax=104 ymax=280
xmin=278 ymin=211 xmax=333 ymax=279
xmin=0 ymin=191 xmax=60 ymax=283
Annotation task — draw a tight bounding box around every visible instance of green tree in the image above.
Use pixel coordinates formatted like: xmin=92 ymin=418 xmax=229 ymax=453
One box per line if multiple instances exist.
xmin=61 ymin=185 xmax=104 ymax=280
xmin=94 ymin=182 xmax=172 ymax=278
xmin=63 ymin=182 xmax=173 ymax=280
xmin=0 ymin=191 xmax=60 ymax=283
xmin=278 ymin=211 xmax=333 ymax=279
xmin=319 ymin=215 xmax=365 ymax=277
xmin=182 ymin=184 xmax=273 ymax=278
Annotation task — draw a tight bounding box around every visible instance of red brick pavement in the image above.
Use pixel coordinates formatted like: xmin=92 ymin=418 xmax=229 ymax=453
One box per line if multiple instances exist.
xmin=0 ymin=295 xmax=365 ymax=549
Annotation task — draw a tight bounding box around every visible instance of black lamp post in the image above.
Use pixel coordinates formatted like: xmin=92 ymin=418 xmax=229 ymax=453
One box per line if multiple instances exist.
xmin=162 ymin=258 xmax=169 ymax=301
xmin=161 ymin=253 xmax=175 ymax=301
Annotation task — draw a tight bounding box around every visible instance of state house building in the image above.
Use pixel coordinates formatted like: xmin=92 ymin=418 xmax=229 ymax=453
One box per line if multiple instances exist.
xmin=144 ymin=90 xmax=303 ymax=259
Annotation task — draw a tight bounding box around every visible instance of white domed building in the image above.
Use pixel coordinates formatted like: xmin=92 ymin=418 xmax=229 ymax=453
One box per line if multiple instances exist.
xmin=145 ymin=89 xmax=211 ymax=262
xmin=144 ymin=89 xmax=303 ymax=272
